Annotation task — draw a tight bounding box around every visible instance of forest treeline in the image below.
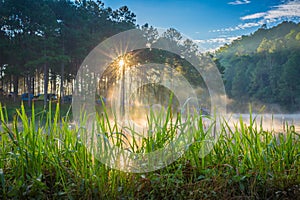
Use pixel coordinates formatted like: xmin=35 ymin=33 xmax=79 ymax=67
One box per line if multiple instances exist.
xmin=215 ymin=21 xmax=300 ymax=112
xmin=0 ymin=0 xmax=209 ymax=108
xmin=0 ymin=0 xmax=137 ymax=104
xmin=0 ymin=0 xmax=207 ymax=107
xmin=1 ymin=0 xmax=300 ymax=112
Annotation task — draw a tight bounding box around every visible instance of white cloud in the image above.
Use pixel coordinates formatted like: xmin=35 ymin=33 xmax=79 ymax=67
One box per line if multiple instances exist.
xmin=195 ymin=36 xmax=239 ymax=44
xmin=194 ymin=34 xmax=241 ymax=51
xmin=211 ymin=22 xmax=263 ymax=33
xmin=241 ymin=1 xmax=300 ymax=21
xmin=264 ymin=1 xmax=300 ymax=19
xmin=228 ymin=0 xmax=251 ymax=5
xmin=194 ymin=36 xmax=240 ymax=52
xmin=212 ymin=0 xmax=300 ymax=33
xmin=201 ymin=0 xmax=300 ymax=51
xmin=241 ymin=12 xmax=266 ymax=20
xmin=238 ymin=21 xmax=264 ymax=29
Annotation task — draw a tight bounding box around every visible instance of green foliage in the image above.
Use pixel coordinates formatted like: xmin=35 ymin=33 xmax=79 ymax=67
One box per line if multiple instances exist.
xmin=0 ymin=105 xmax=299 ymax=199
xmin=296 ymin=32 xmax=300 ymax=41
xmin=216 ymin=21 xmax=300 ymax=112
xmin=0 ymin=0 xmax=137 ymax=99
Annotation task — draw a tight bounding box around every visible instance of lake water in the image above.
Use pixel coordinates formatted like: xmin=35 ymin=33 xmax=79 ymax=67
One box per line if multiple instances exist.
xmin=1 ymin=114 xmax=300 ymax=133
xmin=226 ymin=113 xmax=300 ymax=132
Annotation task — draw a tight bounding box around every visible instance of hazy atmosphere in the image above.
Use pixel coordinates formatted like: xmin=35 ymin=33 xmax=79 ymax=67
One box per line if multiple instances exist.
xmin=0 ymin=0 xmax=299 ymax=199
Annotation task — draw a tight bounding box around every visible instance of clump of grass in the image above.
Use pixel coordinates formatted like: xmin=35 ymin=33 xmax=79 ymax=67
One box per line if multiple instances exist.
xmin=0 ymin=103 xmax=299 ymax=199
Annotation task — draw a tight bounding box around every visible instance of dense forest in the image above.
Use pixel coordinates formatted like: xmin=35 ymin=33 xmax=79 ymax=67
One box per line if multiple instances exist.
xmin=0 ymin=0 xmax=210 ymax=109
xmin=1 ymin=0 xmax=300 ymax=112
xmin=0 ymin=0 xmax=137 ymax=105
xmin=0 ymin=0 xmax=208 ymax=107
xmin=216 ymin=21 xmax=300 ymax=112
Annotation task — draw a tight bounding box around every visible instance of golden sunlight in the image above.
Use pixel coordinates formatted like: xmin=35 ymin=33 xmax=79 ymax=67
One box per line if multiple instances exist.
xmin=119 ymin=59 xmax=125 ymax=68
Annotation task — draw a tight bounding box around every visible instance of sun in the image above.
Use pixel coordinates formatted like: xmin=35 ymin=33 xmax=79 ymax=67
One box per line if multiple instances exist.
xmin=119 ymin=59 xmax=125 ymax=68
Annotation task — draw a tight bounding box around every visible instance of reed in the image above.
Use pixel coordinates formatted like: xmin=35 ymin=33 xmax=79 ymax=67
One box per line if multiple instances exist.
xmin=0 ymin=103 xmax=299 ymax=199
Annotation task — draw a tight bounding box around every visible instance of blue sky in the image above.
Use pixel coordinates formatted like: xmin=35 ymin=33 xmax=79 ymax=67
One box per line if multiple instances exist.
xmin=103 ymin=0 xmax=300 ymax=51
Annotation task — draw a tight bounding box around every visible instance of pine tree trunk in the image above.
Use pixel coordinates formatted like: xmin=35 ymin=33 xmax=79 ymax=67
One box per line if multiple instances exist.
xmin=26 ymin=74 xmax=32 ymax=107
xmin=53 ymin=74 xmax=56 ymax=95
xmin=31 ymin=77 xmax=34 ymax=95
xmin=44 ymin=64 xmax=49 ymax=107
xmin=37 ymin=70 xmax=40 ymax=94
xmin=60 ymin=63 xmax=64 ymax=103
xmin=13 ymin=75 xmax=18 ymax=102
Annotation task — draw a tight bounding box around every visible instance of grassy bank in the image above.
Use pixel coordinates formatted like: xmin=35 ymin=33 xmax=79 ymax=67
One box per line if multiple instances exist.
xmin=0 ymin=104 xmax=299 ymax=199
xmin=0 ymin=95 xmax=72 ymax=121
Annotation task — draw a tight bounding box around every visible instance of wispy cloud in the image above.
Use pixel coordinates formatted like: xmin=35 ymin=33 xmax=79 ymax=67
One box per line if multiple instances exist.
xmin=228 ymin=0 xmax=251 ymax=5
xmin=194 ymin=36 xmax=240 ymax=52
xmin=200 ymin=0 xmax=300 ymax=51
xmin=212 ymin=0 xmax=300 ymax=33
xmin=264 ymin=1 xmax=300 ymax=19
xmin=241 ymin=1 xmax=300 ymax=21
xmin=241 ymin=12 xmax=266 ymax=20
xmin=195 ymin=36 xmax=240 ymax=44
xmin=210 ymin=22 xmax=264 ymax=33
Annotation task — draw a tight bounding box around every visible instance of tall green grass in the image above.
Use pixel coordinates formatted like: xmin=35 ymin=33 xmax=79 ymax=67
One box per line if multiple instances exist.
xmin=0 ymin=103 xmax=299 ymax=199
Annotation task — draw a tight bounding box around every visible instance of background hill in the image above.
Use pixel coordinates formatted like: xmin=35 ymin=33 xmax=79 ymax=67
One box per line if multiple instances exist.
xmin=215 ymin=21 xmax=300 ymax=112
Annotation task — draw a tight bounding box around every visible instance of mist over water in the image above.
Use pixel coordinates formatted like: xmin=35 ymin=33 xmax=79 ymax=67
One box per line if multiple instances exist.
xmin=226 ymin=113 xmax=300 ymax=133
xmin=223 ymin=96 xmax=300 ymax=132
xmin=103 ymin=81 xmax=300 ymax=135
